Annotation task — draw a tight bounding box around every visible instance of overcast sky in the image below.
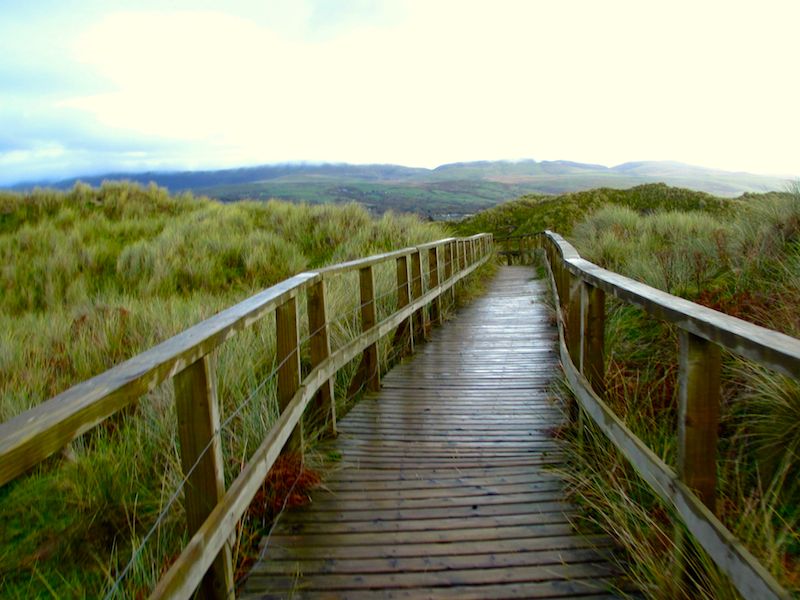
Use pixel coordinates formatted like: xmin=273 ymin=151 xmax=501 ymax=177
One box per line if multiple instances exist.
xmin=1 ymin=0 xmax=799 ymax=185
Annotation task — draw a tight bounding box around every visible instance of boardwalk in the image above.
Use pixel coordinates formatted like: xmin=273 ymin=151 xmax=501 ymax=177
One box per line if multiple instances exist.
xmin=243 ymin=266 xmax=622 ymax=599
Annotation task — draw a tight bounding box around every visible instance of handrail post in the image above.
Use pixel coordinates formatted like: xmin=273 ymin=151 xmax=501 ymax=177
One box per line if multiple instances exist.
xmin=443 ymin=242 xmax=451 ymax=282
xmin=580 ymin=281 xmax=606 ymax=398
xmin=564 ymin=267 xmax=582 ymax=422
xmin=428 ymin=246 xmax=442 ymax=327
xmin=307 ymin=279 xmax=336 ymax=437
xmin=558 ymin=259 xmax=569 ymax=314
xmin=174 ymin=356 xmax=234 ymax=600
xmin=276 ymin=295 xmax=303 ymax=454
xmin=393 ymin=255 xmax=414 ymax=358
xmin=565 ymin=270 xmax=582 ymax=364
xmin=359 ymin=265 xmax=381 ymax=391
xmin=550 ymin=245 xmax=562 ymax=303
xmin=459 ymin=240 xmax=466 ymax=270
xmin=411 ymin=250 xmax=427 ymax=342
xmin=444 ymin=241 xmax=455 ymax=307
xmin=676 ymin=330 xmax=721 ymax=592
xmin=678 ymin=331 xmax=721 ymax=509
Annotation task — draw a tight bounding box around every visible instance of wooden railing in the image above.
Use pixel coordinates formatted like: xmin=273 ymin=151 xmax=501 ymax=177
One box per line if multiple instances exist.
xmin=495 ymin=235 xmax=537 ymax=265
xmin=538 ymin=230 xmax=796 ymax=600
xmin=0 ymin=233 xmax=493 ymax=599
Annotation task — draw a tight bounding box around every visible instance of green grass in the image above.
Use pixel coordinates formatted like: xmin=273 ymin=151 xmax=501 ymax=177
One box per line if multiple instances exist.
xmin=452 ymin=182 xmax=746 ymax=239
xmin=195 ymin=178 xmax=524 ymax=219
xmin=543 ymin=188 xmax=800 ymax=596
xmin=0 ymin=182 xmax=486 ymax=597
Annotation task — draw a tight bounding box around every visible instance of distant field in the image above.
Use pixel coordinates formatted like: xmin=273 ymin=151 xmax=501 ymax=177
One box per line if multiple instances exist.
xmin=194 ymin=178 xmax=531 ymax=218
xmin=9 ymin=159 xmax=790 ymax=220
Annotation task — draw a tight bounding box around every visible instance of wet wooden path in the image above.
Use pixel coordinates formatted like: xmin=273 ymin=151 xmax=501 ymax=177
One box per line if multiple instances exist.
xmin=242 ymin=266 xmax=623 ymax=599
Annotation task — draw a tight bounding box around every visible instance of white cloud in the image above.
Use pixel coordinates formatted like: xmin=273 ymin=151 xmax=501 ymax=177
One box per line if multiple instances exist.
xmin=5 ymin=0 xmax=800 ymax=180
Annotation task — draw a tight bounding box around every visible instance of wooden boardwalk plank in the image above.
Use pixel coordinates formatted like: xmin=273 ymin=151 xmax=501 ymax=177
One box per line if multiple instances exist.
xmin=273 ymin=502 xmax=575 ymax=524
xmin=261 ymin=535 xmax=615 ymax=561
xmin=242 ymin=266 xmax=626 ymax=599
xmin=249 ymin=548 xmax=615 ymax=576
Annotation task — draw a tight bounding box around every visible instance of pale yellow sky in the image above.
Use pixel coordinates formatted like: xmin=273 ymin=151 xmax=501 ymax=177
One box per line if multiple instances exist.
xmin=2 ymin=0 xmax=799 ymax=183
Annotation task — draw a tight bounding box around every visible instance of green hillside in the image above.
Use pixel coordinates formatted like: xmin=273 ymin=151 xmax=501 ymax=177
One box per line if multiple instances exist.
xmin=192 ymin=177 xmax=529 ymax=218
xmin=453 ymin=183 xmax=742 ymax=238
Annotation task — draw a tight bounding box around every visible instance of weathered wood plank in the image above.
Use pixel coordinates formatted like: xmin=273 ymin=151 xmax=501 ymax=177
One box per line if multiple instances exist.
xmin=319 ymin=463 xmax=567 ymax=483
xmin=250 ymin=547 xmax=612 ymax=576
xmin=262 ymin=533 xmax=612 ymax=561
xmin=317 ymin=471 xmax=564 ymax=491
xmin=294 ymin=491 xmax=567 ymax=513
xmin=267 ymin=522 xmax=578 ymax=548
xmin=242 ymin=585 xmax=622 ymax=600
xmin=275 ymin=511 xmax=575 ymax=534
xmin=249 ymin=561 xmax=619 ymax=591
xmin=276 ymin=501 xmax=574 ymax=525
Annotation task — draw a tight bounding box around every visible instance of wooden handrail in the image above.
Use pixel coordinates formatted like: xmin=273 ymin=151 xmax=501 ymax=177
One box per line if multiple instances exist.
xmin=0 ymin=271 xmax=318 ymax=487
xmin=539 ymin=230 xmax=793 ymax=600
xmin=494 ymin=235 xmax=537 ymax=266
xmin=0 ymin=232 xmax=493 ymax=599
xmin=545 ymin=231 xmax=800 ymax=378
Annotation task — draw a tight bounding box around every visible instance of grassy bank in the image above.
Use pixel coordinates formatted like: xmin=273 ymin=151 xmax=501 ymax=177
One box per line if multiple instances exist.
xmin=453 ymin=182 xmax=738 ymax=238
xmin=0 ymin=182 xmax=471 ymax=597
xmin=554 ymin=191 xmax=800 ymax=596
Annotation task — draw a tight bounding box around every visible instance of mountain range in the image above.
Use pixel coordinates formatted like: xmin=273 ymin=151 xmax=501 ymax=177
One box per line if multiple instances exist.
xmin=7 ymin=159 xmax=790 ymax=219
